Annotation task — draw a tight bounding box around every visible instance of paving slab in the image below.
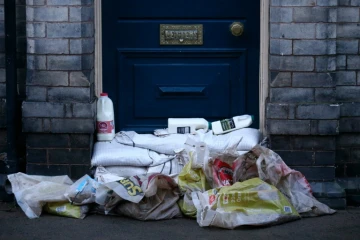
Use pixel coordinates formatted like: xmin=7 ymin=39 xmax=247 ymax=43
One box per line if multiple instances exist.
xmin=1 ymin=203 xmax=360 ymax=240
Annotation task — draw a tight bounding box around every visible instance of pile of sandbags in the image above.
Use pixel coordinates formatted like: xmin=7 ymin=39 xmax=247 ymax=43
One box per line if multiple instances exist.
xmin=91 ymin=128 xmax=262 ymax=178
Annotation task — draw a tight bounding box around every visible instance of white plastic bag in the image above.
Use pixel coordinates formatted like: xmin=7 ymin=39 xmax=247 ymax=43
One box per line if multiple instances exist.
xmin=233 ymin=145 xmax=336 ymax=216
xmin=115 ymin=175 xmax=182 ymax=220
xmin=64 ymin=175 xmax=99 ymax=205
xmin=91 ymin=140 xmax=175 ymax=167
xmin=94 ymin=167 xmax=181 ymax=214
xmin=7 ymin=173 xmax=73 ymax=219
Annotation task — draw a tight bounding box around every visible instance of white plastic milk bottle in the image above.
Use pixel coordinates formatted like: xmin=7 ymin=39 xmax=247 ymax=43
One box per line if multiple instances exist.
xmin=96 ymin=93 xmax=115 ymax=141
xmin=211 ymin=115 xmax=254 ymax=135
xmin=168 ymin=118 xmax=210 ymax=134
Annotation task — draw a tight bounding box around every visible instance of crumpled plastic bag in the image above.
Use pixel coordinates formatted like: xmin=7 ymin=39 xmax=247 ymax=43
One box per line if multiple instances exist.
xmin=95 ymin=167 xmax=182 ymax=218
xmin=115 ymin=183 xmax=182 ymax=220
xmin=192 ymin=178 xmax=300 ymax=229
xmin=184 ymin=135 xmax=241 ymax=189
xmin=178 ymin=153 xmax=210 ymax=217
xmin=44 ymin=202 xmax=90 ymax=219
xmin=64 ymin=175 xmax=99 ymax=205
xmin=7 ymin=173 xmax=73 ymax=219
xmin=203 ymin=151 xmax=240 ymax=189
xmin=233 ymin=145 xmax=336 ymax=217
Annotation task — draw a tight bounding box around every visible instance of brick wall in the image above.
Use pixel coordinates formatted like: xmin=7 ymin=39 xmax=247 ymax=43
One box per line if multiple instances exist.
xmin=0 ymin=1 xmax=5 ymax=155
xmin=0 ymin=0 xmax=27 ymax=173
xmin=268 ymin=0 xmax=360 ymax=180
xmin=14 ymin=0 xmax=360 ymax=180
xmin=335 ymin=0 xmax=360 ymax=178
xmin=22 ymin=0 xmax=96 ymax=179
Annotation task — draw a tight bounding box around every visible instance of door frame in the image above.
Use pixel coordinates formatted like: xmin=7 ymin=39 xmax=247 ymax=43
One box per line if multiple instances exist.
xmin=94 ymin=0 xmax=269 ymax=135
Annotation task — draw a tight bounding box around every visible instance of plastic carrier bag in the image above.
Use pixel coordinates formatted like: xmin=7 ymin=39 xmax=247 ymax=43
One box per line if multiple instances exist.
xmin=95 ymin=167 xmax=181 ymax=215
xmin=115 ymin=187 xmax=182 ymax=220
xmin=7 ymin=173 xmax=73 ymax=219
xmin=233 ymin=145 xmax=336 ymax=217
xmin=192 ymin=178 xmax=300 ymax=229
xmin=178 ymin=154 xmax=210 ymax=217
xmin=64 ymin=175 xmax=99 ymax=205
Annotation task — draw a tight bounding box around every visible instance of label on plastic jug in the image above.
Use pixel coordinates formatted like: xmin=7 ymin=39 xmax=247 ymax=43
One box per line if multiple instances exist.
xmin=220 ymin=119 xmax=235 ymax=131
xmin=97 ymin=120 xmax=114 ymax=134
xmin=177 ymin=126 xmax=191 ymax=134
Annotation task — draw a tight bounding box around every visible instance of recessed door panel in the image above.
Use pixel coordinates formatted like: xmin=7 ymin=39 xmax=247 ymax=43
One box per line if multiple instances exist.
xmin=102 ymin=1 xmax=260 ymax=132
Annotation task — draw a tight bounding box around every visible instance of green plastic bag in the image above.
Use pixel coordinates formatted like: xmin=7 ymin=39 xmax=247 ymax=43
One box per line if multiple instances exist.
xmin=178 ymin=153 xmax=210 ymax=217
xmin=44 ymin=202 xmax=89 ymax=219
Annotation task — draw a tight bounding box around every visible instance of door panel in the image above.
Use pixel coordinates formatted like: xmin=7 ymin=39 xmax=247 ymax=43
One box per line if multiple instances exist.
xmin=102 ymin=1 xmax=260 ymax=133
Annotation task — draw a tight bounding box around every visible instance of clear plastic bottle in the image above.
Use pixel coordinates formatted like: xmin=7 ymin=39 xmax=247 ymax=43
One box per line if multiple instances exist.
xmin=211 ymin=115 xmax=254 ymax=135
xmin=96 ymin=93 xmax=115 ymax=141
xmin=168 ymin=118 xmax=211 ymax=134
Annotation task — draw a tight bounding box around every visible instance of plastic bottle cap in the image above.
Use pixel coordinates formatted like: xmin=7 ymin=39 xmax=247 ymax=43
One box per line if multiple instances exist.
xmin=251 ymin=115 xmax=255 ymax=121
xmin=100 ymin=93 xmax=108 ymax=97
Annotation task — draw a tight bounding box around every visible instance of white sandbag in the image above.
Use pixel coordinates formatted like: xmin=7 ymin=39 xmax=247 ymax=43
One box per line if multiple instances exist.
xmin=7 ymin=173 xmax=73 ymax=219
xmin=195 ymin=128 xmax=262 ymax=155
xmin=91 ymin=139 xmax=175 ymax=167
xmin=99 ymin=158 xmax=184 ymax=178
xmin=104 ymin=166 xmax=148 ymax=177
xmin=115 ymin=131 xmax=188 ymax=155
xmin=115 ymin=129 xmax=260 ymax=159
xmin=148 ymin=157 xmax=184 ymax=176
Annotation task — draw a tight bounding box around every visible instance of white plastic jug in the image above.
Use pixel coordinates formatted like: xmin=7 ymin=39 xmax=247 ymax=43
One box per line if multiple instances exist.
xmin=96 ymin=93 xmax=115 ymax=141
xmin=212 ymin=115 xmax=254 ymax=135
xmin=168 ymin=118 xmax=210 ymax=134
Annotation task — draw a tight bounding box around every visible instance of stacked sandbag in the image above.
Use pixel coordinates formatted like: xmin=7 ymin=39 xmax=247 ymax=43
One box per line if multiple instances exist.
xmin=91 ymin=139 xmax=183 ymax=177
xmin=91 ymin=128 xmax=262 ymax=179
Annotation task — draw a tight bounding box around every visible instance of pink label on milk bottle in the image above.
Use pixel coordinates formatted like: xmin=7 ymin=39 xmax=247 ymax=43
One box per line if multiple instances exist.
xmin=97 ymin=120 xmax=114 ymax=134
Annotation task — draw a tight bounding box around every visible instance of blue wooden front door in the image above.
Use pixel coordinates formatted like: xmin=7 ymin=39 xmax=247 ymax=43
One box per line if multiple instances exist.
xmin=102 ymin=1 xmax=260 ymax=132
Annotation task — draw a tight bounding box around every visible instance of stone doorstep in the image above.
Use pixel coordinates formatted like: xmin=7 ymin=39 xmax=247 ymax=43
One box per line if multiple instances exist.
xmin=336 ymin=178 xmax=360 ymax=206
xmin=346 ymin=195 xmax=360 ymax=206
xmin=336 ymin=178 xmax=360 ymax=194
xmin=310 ymin=181 xmax=346 ymax=198
xmin=316 ymin=198 xmax=347 ymax=210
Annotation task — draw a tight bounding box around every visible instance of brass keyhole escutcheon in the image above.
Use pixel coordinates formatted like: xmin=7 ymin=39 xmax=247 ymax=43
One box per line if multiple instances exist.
xmin=230 ymin=22 xmax=244 ymax=37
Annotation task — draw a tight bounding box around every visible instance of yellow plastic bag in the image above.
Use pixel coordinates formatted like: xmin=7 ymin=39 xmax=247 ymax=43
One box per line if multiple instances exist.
xmin=44 ymin=202 xmax=89 ymax=219
xmin=178 ymin=154 xmax=210 ymax=217
xmin=192 ymin=178 xmax=300 ymax=229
